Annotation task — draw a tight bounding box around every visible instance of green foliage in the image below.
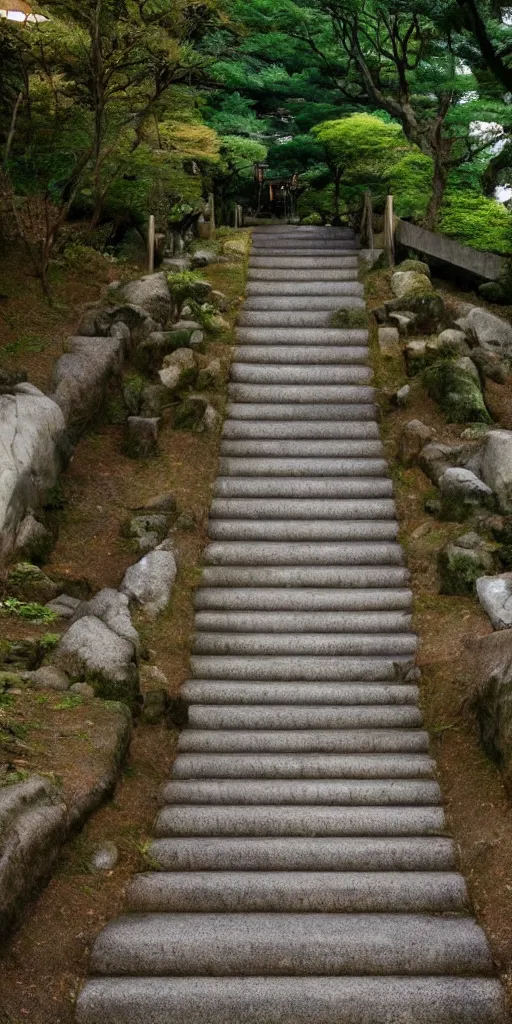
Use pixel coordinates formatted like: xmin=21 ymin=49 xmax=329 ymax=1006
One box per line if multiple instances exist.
xmin=330 ymin=308 xmax=369 ymax=328
xmin=298 ymin=184 xmax=337 ymax=224
xmin=389 ymin=153 xmax=434 ymax=221
xmin=0 ymin=598 xmax=58 ymax=623
xmin=439 ymin=190 xmax=512 ymax=255
xmin=167 ymin=271 xmax=202 ymax=307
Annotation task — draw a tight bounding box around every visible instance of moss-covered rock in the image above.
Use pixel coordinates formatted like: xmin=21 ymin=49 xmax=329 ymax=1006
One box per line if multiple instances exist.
xmin=438 ymin=532 xmax=497 ymax=595
xmin=395 ymin=259 xmax=431 ymax=277
xmin=380 ymin=292 xmax=447 ymax=333
xmin=173 ymin=395 xmax=208 ymax=431
xmin=5 ymin=563 xmax=60 ymax=604
xmin=423 ymin=359 xmax=491 ymax=423
xmin=391 ymin=270 xmax=433 ymax=300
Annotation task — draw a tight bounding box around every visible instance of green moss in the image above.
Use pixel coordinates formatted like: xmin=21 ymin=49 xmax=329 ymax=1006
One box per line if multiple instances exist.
xmin=395 ymin=259 xmax=430 ymax=277
xmin=423 ymin=359 xmax=491 ymax=423
xmin=330 ymin=308 xmax=368 ymax=329
xmin=438 ymin=551 xmax=484 ymax=595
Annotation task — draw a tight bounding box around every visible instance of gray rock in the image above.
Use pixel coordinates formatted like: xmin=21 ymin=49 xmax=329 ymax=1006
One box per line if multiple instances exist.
xmin=476 ymin=574 xmax=512 ymax=630
xmin=388 ymin=312 xmax=416 ymax=336
xmin=173 ymin=512 xmax=196 ymax=531
xmin=0 ymin=387 xmax=66 ymax=564
xmin=120 ymin=272 xmax=173 ymax=324
xmin=181 ymin=305 xmax=193 ymax=318
xmin=471 ymin=349 xmax=508 ymax=384
xmin=124 ymin=417 xmax=160 ymax=459
xmin=211 ymin=289 xmax=229 ymax=312
xmin=191 ymin=248 xmax=217 ymax=268
xmin=134 ymin=494 xmax=177 ymax=516
xmin=163 ymin=256 xmax=191 ymax=272
xmin=395 ymin=259 xmax=430 ymax=277
xmin=455 ymin=356 xmax=480 ymax=384
xmin=391 ymin=270 xmax=433 ymax=300
xmin=173 ymin=395 xmax=209 ymax=431
xmin=121 ymin=547 xmax=177 ymax=618
xmin=6 ymin=562 xmax=60 ymax=603
xmin=419 ymin=443 xmax=457 ymax=485
xmin=481 ymin=430 xmax=512 ymax=512
xmin=456 ymin=306 xmax=512 ymax=358
xmin=89 ymin=841 xmax=119 ymax=872
xmin=471 ymin=627 xmax=512 ymax=790
xmin=95 ymin=304 xmax=158 ymax=342
xmin=404 ymin=340 xmax=427 ymax=376
xmin=394 ymin=384 xmax=410 ymax=407
xmin=171 ymin=320 xmax=202 ymax=333
xmin=439 ymin=467 xmax=492 ymax=502
xmin=14 ymin=514 xmax=52 ymax=562
xmin=398 ymin=420 xmax=433 ymax=466
xmin=139 ymin=384 xmax=170 ymax=418
xmin=437 ymin=329 xmax=470 ymax=357
xmin=159 ymin=348 xmax=197 ymax=392
xmin=69 ymin=682 xmax=95 ymax=697
xmin=45 ymin=593 xmax=81 ymax=618
xmin=377 ymin=327 xmax=400 ymax=358
xmin=53 ymin=615 xmax=139 ymax=701
xmin=126 ymin=514 xmax=169 ymax=554
xmin=27 ymin=666 xmax=70 ymax=691
xmin=439 ymin=533 xmax=496 ymax=595
xmin=0 ymin=776 xmax=67 ymax=939
xmin=109 ymin=321 xmax=131 ymax=350
xmin=52 ymin=336 xmax=123 ymax=434
xmin=72 ymin=588 xmax=139 ymax=653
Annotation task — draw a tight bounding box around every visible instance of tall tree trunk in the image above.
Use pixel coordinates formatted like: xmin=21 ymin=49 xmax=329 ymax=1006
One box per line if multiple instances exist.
xmin=425 ymin=154 xmax=448 ymax=231
xmin=332 ymin=167 xmax=342 ymax=225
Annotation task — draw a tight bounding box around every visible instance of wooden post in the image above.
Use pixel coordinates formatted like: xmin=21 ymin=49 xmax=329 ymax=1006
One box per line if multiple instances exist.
xmin=148 ymin=214 xmax=155 ymax=273
xmin=384 ymin=194 xmax=395 ymax=267
xmin=208 ymin=193 xmax=215 ymax=238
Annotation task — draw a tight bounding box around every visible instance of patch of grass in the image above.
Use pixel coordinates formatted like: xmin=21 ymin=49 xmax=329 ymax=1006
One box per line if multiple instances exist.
xmin=330 ymin=307 xmax=369 ymax=328
xmin=54 ymin=695 xmax=84 ymax=711
xmin=4 ymin=333 xmax=46 ymax=356
xmin=0 ymin=598 xmax=58 ymax=623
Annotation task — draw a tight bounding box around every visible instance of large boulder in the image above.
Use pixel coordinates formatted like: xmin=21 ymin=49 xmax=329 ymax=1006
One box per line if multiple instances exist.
xmin=119 ymin=272 xmax=173 ymax=324
xmin=423 ymin=359 xmax=491 ymax=424
xmin=121 ymin=545 xmax=177 ymax=618
xmin=391 ymin=270 xmax=433 ymax=300
xmin=477 ymin=574 xmax=512 ymax=630
xmin=481 ymin=430 xmax=512 ymax=512
xmin=438 ymin=467 xmax=493 ymax=520
xmin=395 ymin=259 xmax=431 ymax=277
xmin=0 ymin=385 xmax=67 ymax=565
xmin=71 ymin=588 xmax=140 ymax=654
xmin=52 ymin=336 xmax=124 ymax=435
xmin=456 ymin=306 xmax=512 ymax=359
xmin=470 ymin=628 xmax=512 ymax=791
xmin=53 ymin=614 xmax=139 ymax=704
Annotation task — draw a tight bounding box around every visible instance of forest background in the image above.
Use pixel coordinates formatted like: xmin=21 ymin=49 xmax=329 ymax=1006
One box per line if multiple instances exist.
xmin=2 ymin=0 xmax=512 ymax=289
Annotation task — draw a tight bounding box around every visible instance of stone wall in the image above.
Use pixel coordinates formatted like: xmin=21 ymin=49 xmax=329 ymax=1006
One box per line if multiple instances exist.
xmin=395 ymin=219 xmax=505 ymax=283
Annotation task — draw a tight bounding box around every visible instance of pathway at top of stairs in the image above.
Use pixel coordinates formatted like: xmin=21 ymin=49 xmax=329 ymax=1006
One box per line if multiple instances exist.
xmin=75 ymin=225 xmax=508 ymax=1023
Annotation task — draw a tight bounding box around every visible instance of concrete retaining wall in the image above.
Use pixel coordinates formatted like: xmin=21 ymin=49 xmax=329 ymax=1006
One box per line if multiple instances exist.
xmin=395 ymin=220 xmax=505 ymax=282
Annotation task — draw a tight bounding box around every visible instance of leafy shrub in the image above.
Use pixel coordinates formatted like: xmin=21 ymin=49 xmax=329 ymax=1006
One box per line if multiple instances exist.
xmin=439 ymin=190 xmax=512 ymax=255
xmin=0 ymin=598 xmax=58 ymax=623
xmin=298 ymin=184 xmax=337 ymax=224
xmin=389 ymin=152 xmax=433 ymax=221
xmin=167 ymin=270 xmax=202 ymax=308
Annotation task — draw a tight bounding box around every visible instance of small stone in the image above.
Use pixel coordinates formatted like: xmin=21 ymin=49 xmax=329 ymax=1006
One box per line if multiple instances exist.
xmin=126 ymin=514 xmax=169 ymax=554
xmin=481 ymin=430 xmax=512 ymax=513
xmin=139 ymin=384 xmax=170 ymax=418
xmin=121 ymin=547 xmax=177 ymax=618
xmin=27 ymin=666 xmax=70 ymax=691
xmin=394 ymin=384 xmax=410 ymax=407
xmin=69 ymin=682 xmax=95 ymax=697
xmin=135 ymin=494 xmax=177 ymax=516
xmin=163 ymin=256 xmax=191 ymax=273
xmin=398 ymin=420 xmax=433 ymax=466
xmin=159 ymin=347 xmax=197 ymax=393
xmin=439 ymin=468 xmax=493 ymax=513
xmin=211 ymin=290 xmax=229 ymax=312
xmin=89 ymin=841 xmax=119 ymax=872
xmin=124 ymin=417 xmax=160 ymax=459
xmin=181 ymin=305 xmax=193 ymax=318
xmin=140 ymin=688 xmax=169 ymax=725
xmin=405 ymin=340 xmax=428 ymax=376
xmin=191 ymin=248 xmax=217 ymax=268
xmin=456 ymin=531 xmax=482 ymax=550
xmin=173 ymin=512 xmax=196 ymax=531
xmin=173 ymin=395 xmax=208 ymax=431
xmin=140 ymin=665 xmax=169 ymax=688
xmin=209 ymin=314 xmax=230 ymax=332
xmin=389 ymin=312 xmax=416 ymax=336
xmin=204 ymin=403 xmax=219 ymax=431
xmin=411 ymin=521 xmax=432 ymax=540
xmin=439 ymin=533 xmax=497 ymax=595
xmin=378 ymin=327 xmax=400 ymax=358
xmin=477 ymin=573 xmax=512 ymax=630
xmin=419 ymin=443 xmax=456 ymax=486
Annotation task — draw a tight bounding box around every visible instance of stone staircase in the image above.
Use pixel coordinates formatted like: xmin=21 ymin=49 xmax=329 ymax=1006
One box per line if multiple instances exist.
xmin=76 ymin=226 xmax=508 ymax=1023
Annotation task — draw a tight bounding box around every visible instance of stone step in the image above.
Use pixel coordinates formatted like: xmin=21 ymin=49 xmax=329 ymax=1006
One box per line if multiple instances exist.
xmin=172 ymin=751 xmax=434 ymax=779
xmin=181 ymin=682 xmax=420 ymax=706
xmin=220 ymin=440 xmax=382 ymax=456
xmin=236 ymin=328 xmax=367 ymax=344
xmin=149 ymin=835 xmax=456 ymax=871
xmin=207 ymin=520 xmax=398 ymax=541
xmin=239 ymin=309 xmax=365 ymax=327
xmin=244 ymin=293 xmax=364 ymax=308
xmin=187 ymin=705 xmax=422 ymax=730
xmin=250 ymin=249 xmax=361 ymax=258
xmin=177 ymin=728 xmax=427 ymax=755
xmin=195 ymin=610 xmax=411 ymax=632
xmin=193 ymin=634 xmax=417 ymax=659
xmin=75 ymin=976 xmax=509 ymax=1024
xmin=194 ymin=587 xmax=412 ymax=612
xmin=248 ymin=268 xmax=359 ymax=280
xmin=190 ymin=655 xmax=411 ymax=681
xmin=154 ymin=805 xmax=442 ymax=838
xmin=227 ymin=402 xmax=377 ymax=421
xmin=199 ymin=568 xmax=410 ymax=590
xmin=222 ymin=420 xmax=379 ymax=439
xmin=252 ymin=227 xmax=355 ymax=236
xmin=88 ymin=913 xmax=492 ymax=977
xmin=247 ymin=282 xmax=361 ymax=295
xmin=204 ymin=541 xmax=403 ymax=566
xmin=250 ymin=257 xmax=361 ymax=268
xmin=160 ymin=778 xmax=439 ymax=806
xmin=213 ymin=478 xmax=392 ymax=498
xmin=210 ymin=498 xmax=396 ymax=519
xmin=228 ymin=384 xmax=374 ymax=404
xmin=126 ymin=870 xmax=466 ymax=914
xmin=217 ymin=458 xmax=387 ymax=478
xmin=230 ymin=364 xmax=372 ymax=384
xmin=232 ymin=345 xmax=368 ymax=365
xmin=251 ymin=239 xmax=357 ymax=248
